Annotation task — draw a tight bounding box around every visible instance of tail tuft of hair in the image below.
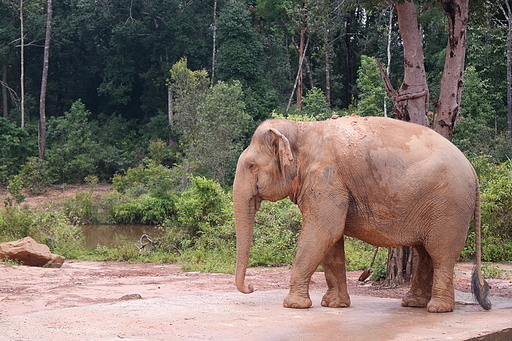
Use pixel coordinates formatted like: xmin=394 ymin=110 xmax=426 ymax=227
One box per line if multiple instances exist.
xmin=471 ymin=267 xmax=492 ymax=310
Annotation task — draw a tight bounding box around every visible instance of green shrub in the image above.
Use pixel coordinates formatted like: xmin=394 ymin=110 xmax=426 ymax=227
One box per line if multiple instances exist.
xmin=28 ymin=210 xmax=83 ymax=257
xmin=460 ymin=156 xmax=512 ymax=262
xmin=113 ymin=194 xmax=176 ymax=225
xmin=249 ymin=199 xmax=301 ymax=267
xmin=0 ymin=206 xmax=33 ymax=241
xmin=113 ymin=160 xmax=190 ymax=196
xmin=63 ymin=190 xmax=109 ymax=225
xmin=174 ymin=176 xmax=233 ymax=235
xmin=7 ymin=157 xmax=53 ymax=202
xmin=0 ymin=206 xmax=82 ymax=257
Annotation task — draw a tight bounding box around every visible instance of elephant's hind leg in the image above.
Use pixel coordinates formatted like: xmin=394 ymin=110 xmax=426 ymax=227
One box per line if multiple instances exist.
xmin=321 ymin=237 xmax=351 ymax=308
xmin=402 ymin=245 xmax=433 ymax=308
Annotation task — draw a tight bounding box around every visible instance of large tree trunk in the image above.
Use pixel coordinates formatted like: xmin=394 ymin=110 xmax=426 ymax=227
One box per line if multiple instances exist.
xmin=38 ymin=0 xmax=53 ymax=160
xmin=432 ymin=0 xmax=469 ymax=140
xmin=380 ymin=1 xmax=429 ymax=125
xmin=378 ymin=0 xmax=430 ymax=287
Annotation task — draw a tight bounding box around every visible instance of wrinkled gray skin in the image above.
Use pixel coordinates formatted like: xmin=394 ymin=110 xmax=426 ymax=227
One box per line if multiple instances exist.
xmin=233 ymin=115 xmax=483 ymax=313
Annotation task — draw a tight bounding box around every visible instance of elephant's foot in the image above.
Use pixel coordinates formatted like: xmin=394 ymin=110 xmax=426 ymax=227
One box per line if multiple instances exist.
xmin=283 ymin=293 xmax=312 ymax=309
xmin=401 ymin=291 xmax=430 ymax=308
xmin=426 ymin=297 xmax=455 ymax=313
xmin=321 ymin=290 xmax=351 ymax=308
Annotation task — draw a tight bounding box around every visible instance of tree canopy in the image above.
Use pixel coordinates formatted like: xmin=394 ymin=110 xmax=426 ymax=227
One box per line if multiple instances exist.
xmin=0 ymin=0 xmax=510 ymax=185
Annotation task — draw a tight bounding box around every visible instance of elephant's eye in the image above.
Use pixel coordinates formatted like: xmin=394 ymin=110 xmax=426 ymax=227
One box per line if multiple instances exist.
xmin=248 ymin=162 xmax=258 ymax=172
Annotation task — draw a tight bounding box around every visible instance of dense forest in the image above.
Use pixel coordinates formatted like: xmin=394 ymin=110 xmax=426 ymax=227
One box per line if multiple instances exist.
xmin=0 ymin=0 xmax=512 ymax=268
xmin=0 ymin=0 xmax=511 ymax=185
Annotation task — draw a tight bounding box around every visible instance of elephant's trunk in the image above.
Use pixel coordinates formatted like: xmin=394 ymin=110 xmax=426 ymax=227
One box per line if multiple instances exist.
xmin=233 ymin=168 xmax=258 ymax=294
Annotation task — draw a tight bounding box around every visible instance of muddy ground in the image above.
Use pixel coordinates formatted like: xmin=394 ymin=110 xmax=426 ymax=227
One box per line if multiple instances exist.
xmin=0 ymin=261 xmax=511 ymax=317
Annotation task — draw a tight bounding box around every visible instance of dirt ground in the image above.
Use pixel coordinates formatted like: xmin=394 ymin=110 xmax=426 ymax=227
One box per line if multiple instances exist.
xmin=0 ymin=184 xmax=511 ymax=318
xmin=0 ymin=261 xmax=511 ymax=317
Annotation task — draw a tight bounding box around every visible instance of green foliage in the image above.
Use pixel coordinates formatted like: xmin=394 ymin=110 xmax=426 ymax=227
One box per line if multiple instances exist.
xmin=169 ymin=57 xmax=251 ymax=184
xmin=461 ymin=156 xmax=512 ymax=262
xmin=175 ymin=176 xmax=233 ymax=235
xmin=0 ymin=206 xmax=82 ymax=257
xmin=114 ymin=194 xmax=175 ymax=225
xmin=0 ymin=206 xmax=33 ymax=241
xmin=63 ymin=190 xmax=108 ymax=225
xmin=216 ymin=1 xmax=263 ymax=86
xmin=28 ymin=210 xmax=83 ymax=258
xmin=272 ymin=87 xmax=333 ymax=121
xmin=0 ymin=118 xmax=37 ymax=183
xmin=481 ymin=263 xmax=505 ymax=279
xmin=113 ymin=160 xmax=188 ymax=196
xmin=191 ymin=80 xmax=251 ymax=183
xmin=249 ymin=199 xmax=301 ymax=267
xmin=9 ymin=157 xmax=53 ymax=196
xmin=300 ymin=87 xmax=333 ymax=119
xmin=46 ymin=100 xmax=100 ymax=183
xmin=344 ymin=238 xmax=387 ymax=272
xmin=353 ymin=55 xmax=388 ymax=117
xmin=453 ymin=66 xmax=508 ymax=160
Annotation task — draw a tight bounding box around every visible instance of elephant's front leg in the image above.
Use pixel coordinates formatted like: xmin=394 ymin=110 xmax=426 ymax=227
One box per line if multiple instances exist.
xmin=321 ymin=237 xmax=351 ymax=308
xmin=283 ymin=203 xmax=347 ymax=309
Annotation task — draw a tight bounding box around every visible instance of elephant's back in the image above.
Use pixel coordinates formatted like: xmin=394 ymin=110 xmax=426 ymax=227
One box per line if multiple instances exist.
xmin=328 ymin=115 xmax=477 ymax=202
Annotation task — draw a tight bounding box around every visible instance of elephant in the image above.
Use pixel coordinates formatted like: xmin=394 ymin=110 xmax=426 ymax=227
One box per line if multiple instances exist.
xmin=233 ymin=115 xmax=491 ymax=313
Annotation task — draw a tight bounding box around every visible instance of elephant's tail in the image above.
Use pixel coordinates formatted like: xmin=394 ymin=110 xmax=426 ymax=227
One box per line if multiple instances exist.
xmin=471 ymin=182 xmax=491 ymax=310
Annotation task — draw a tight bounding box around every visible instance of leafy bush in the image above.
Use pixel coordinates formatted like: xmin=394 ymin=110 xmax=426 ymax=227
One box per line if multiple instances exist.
xmin=174 ymin=176 xmax=233 ymax=236
xmin=28 ymin=210 xmax=83 ymax=257
xmin=8 ymin=157 xmax=53 ymax=198
xmin=249 ymin=199 xmax=301 ymax=267
xmin=113 ymin=160 xmax=188 ymax=196
xmin=461 ymin=156 xmax=512 ymax=262
xmin=0 ymin=118 xmax=37 ymax=183
xmin=0 ymin=206 xmax=82 ymax=257
xmin=46 ymin=100 xmax=100 ymax=183
xmin=113 ymin=194 xmax=176 ymax=225
xmin=0 ymin=206 xmax=34 ymax=241
xmin=63 ymin=190 xmax=108 ymax=225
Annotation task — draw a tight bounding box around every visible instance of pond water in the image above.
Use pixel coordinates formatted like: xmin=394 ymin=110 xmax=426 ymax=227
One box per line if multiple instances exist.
xmin=81 ymin=225 xmax=164 ymax=250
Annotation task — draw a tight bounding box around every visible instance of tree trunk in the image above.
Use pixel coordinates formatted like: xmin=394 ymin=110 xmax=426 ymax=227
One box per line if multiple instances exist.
xmin=432 ymin=0 xmax=469 ymax=140
xmin=378 ymin=0 xmax=430 ymax=287
xmin=2 ymin=60 xmax=8 ymax=118
xmin=296 ymin=25 xmax=306 ymax=110
xmin=502 ymin=2 xmax=512 ymax=135
xmin=324 ymin=21 xmax=331 ymax=108
xmin=38 ymin=0 xmax=53 ymax=160
xmin=20 ymin=0 xmax=25 ymax=128
xmin=384 ymin=5 xmax=393 ymax=117
xmin=210 ymin=0 xmax=217 ymax=87
xmin=381 ymin=245 xmax=415 ymax=288
xmin=381 ymin=1 xmax=429 ymax=125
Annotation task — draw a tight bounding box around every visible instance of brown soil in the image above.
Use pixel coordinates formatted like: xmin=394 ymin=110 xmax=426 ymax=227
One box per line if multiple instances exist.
xmin=0 ymin=261 xmax=511 ymax=317
xmin=0 ymin=184 xmax=510 ymax=317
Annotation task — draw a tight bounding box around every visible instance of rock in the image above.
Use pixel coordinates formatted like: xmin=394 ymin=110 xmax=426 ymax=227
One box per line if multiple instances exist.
xmin=119 ymin=294 xmax=142 ymax=300
xmin=0 ymin=237 xmax=65 ymax=268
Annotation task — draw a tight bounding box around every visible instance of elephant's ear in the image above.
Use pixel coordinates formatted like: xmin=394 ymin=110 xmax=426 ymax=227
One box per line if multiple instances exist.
xmin=268 ymin=128 xmax=294 ymax=176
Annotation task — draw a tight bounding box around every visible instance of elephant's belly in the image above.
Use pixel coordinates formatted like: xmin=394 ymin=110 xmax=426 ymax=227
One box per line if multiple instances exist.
xmin=343 ymin=224 xmax=419 ymax=248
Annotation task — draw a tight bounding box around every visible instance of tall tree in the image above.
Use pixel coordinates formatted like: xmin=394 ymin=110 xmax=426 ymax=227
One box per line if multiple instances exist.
xmin=379 ymin=0 xmax=429 ymax=126
xmin=432 ymin=0 xmax=469 ymax=140
xmin=38 ymin=0 xmax=52 ymax=160
xmin=498 ymin=1 xmax=512 ymax=135
xmin=376 ymin=0 xmax=470 ymax=287
xmin=19 ymin=0 xmax=25 ymax=128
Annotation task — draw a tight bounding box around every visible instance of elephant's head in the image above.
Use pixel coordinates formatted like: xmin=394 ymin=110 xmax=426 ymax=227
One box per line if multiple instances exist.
xmin=233 ymin=120 xmax=299 ymax=294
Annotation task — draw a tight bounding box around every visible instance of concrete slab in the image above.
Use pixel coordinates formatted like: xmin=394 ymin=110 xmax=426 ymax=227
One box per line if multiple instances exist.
xmin=2 ymin=289 xmax=511 ymax=341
